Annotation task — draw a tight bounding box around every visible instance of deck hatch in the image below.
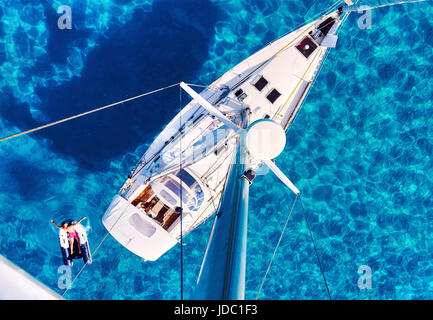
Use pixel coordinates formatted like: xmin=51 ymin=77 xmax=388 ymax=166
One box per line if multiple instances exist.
xmin=253 ymin=76 xmax=269 ymax=91
xmin=129 ymin=214 xmax=156 ymax=238
xmin=296 ymin=36 xmax=318 ymax=58
xmin=266 ymin=89 xmax=281 ymax=104
xmin=235 ymin=88 xmax=247 ymax=101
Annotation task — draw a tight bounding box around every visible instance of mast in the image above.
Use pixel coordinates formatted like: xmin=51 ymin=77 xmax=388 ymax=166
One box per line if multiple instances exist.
xmin=194 ymin=110 xmax=251 ymax=300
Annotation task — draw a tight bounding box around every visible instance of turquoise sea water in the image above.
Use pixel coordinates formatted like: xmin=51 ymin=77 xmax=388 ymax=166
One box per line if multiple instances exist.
xmin=0 ymin=0 xmax=433 ymax=300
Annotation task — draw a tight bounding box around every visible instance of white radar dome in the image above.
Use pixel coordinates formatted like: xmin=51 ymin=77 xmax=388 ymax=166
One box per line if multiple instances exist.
xmin=245 ymin=119 xmax=286 ymax=160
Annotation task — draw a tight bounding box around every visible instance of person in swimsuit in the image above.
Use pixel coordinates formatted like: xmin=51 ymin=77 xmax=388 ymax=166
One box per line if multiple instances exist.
xmin=51 ymin=217 xmax=86 ymax=255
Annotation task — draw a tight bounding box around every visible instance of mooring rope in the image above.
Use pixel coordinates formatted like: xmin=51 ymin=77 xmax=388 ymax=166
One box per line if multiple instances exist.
xmin=61 ymin=204 xmax=131 ymax=297
xmin=60 ymin=230 xmax=113 ymax=298
xmin=92 ymin=251 xmax=123 ymax=300
xmin=256 ymin=194 xmax=299 ymax=300
xmin=0 ymin=82 xmax=206 ymax=144
xmin=61 ymin=259 xmax=88 ymax=298
xmin=91 ymin=238 xmax=133 ymax=300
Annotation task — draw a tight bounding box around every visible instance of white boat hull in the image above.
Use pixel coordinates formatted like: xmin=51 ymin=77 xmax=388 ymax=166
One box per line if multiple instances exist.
xmin=103 ymin=195 xmax=178 ymax=261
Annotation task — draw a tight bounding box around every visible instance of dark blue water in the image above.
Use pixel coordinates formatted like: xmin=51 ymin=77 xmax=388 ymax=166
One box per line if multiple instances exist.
xmin=0 ymin=0 xmax=433 ymax=299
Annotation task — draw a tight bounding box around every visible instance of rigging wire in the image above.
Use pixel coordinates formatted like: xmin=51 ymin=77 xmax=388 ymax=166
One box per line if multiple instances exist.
xmin=195 ymin=149 xmax=235 ymax=287
xmin=256 ymin=194 xmax=299 ymax=300
xmin=299 ymin=197 xmax=332 ymax=300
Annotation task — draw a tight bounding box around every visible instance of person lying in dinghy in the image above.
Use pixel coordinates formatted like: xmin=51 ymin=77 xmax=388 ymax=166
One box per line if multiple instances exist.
xmin=50 ymin=217 xmax=86 ymax=255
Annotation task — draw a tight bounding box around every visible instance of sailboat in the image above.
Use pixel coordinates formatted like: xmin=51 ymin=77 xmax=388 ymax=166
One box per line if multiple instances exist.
xmin=102 ymin=4 xmax=350 ymax=262
xmin=0 ymin=0 xmax=428 ymax=301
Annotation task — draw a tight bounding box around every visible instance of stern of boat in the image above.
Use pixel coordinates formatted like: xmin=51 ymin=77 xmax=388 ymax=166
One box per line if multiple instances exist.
xmin=102 ymin=195 xmax=178 ymax=261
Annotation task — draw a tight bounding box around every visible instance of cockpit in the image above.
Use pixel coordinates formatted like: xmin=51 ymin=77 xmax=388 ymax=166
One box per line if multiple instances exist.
xmin=152 ymin=169 xmax=204 ymax=211
xmin=131 ymin=169 xmax=204 ymax=231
